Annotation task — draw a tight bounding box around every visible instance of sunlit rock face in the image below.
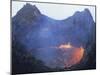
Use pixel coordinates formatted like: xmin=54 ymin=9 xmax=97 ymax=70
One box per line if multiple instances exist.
xmin=12 ymin=3 xmax=95 ymax=70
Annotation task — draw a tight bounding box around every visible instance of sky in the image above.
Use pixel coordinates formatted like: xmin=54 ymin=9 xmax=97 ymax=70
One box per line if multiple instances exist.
xmin=12 ymin=1 xmax=96 ymax=22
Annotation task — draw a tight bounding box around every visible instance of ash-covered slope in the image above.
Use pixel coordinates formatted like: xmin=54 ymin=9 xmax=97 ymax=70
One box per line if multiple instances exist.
xmin=12 ymin=3 xmax=96 ymax=74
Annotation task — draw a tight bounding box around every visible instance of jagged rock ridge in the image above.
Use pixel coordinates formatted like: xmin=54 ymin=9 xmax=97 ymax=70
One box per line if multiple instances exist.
xmin=12 ymin=3 xmax=96 ymax=74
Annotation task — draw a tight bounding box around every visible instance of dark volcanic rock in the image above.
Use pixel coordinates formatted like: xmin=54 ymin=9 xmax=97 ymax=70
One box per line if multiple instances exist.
xmin=12 ymin=3 xmax=96 ymax=74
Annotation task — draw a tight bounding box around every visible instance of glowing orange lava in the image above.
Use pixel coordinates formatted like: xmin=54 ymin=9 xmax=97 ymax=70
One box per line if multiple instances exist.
xmin=64 ymin=46 xmax=84 ymax=68
xmin=57 ymin=42 xmax=85 ymax=68
xmin=72 ymin=46 xmax=84 ymax=64
xmin=36 ymin=42 xmax=85 ymax=68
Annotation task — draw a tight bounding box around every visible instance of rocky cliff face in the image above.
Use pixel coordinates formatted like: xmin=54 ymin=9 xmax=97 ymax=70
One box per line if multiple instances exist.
xmin=12 ymin=3 xmax=96 ymax=74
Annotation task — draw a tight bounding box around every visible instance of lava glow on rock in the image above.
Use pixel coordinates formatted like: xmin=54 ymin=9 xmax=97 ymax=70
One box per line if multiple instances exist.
xmin=36 ymin=42 xmax=85 ymax=68
xmin=59 ymin=42 xmax=72 ymax=49
xmin=56 ymin=42 xmax=85 ymax=68
xmin=36 ymin=42 xmax=84 ymax=68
